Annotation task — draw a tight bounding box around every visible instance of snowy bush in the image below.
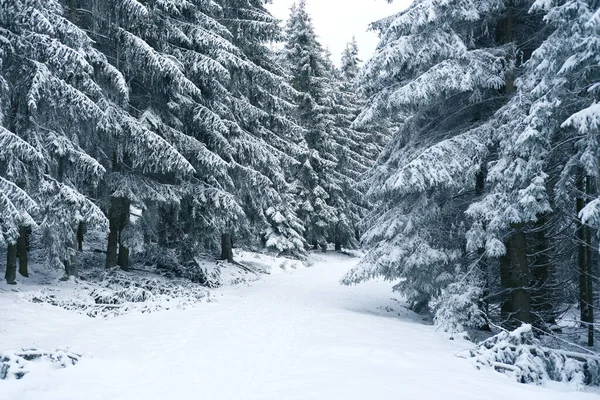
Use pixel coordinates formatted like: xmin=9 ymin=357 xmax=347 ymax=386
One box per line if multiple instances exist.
xmin=30 ymin=269 xmax=209 ymax=318
xmin=430 ymin=277 xmax=486 ymax=338
xmin=0 ymin=349 xmax=81 ymax=380
xmin=468 ymin=325 xmax=600 ymax=388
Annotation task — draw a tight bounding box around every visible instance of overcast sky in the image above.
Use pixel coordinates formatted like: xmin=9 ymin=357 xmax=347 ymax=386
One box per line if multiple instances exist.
xmin=266 ymin=0 xmax=411 ymax=66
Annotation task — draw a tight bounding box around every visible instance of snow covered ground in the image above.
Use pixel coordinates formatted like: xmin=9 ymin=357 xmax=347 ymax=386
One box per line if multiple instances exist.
xmin=1 ymin=253 xmax=598 ymax=399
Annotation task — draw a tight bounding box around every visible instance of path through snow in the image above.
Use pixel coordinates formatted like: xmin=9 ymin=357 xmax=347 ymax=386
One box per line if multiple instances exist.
xmin=2 ymin=253 xmax=597 ymax=399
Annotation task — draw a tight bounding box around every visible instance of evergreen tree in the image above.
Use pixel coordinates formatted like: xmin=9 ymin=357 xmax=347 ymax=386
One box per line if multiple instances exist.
xmin=215 ymin=0 xmax=308 ymax=256
xmin=0 ymin=0 xmax=113 ymax=279
xmin=343 ymin=0 xmax=542 ymax=317
xmin=468 ymin=0 xmax=600 ymax=339
xmin=281 ymin=0 xmax=339 ymax=250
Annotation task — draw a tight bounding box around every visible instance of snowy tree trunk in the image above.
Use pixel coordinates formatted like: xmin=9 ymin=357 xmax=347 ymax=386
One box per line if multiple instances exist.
xmin=221 ymin=233 xmax=234 ymax=263
xmin=17 ymin=226 xmax=29 ymax=277
xmin=5 ymin=243 xmax=17 ymax=284
xmin=64 ymin=250 xmax=78 ymax=278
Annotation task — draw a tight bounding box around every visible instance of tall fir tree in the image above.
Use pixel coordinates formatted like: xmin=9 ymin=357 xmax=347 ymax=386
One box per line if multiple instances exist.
xmin=281 ymin=0 xmax=339 ymax=250
xmin=343 ymin=0 xmax=544 ymax=323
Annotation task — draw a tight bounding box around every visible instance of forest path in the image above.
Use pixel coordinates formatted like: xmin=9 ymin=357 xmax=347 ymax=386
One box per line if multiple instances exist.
xmin=3 ymin=253 xmax=595 ymax=399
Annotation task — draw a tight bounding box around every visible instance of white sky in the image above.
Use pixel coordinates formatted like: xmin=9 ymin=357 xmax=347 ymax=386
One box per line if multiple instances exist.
xmin=266 ymin=0 xmax=411 ymax=66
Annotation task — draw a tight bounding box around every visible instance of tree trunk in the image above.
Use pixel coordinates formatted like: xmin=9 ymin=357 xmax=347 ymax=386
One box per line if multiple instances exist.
xmin=64 ymin=251 xmax=78 ymax=278
xmin=17 ymin=226 xmax=29 ymax=277
xmin=585 ymin=176 xmax=595 ymax=346
xmin=501 ymin=225 xmax=532 ymax=329
xmin=77 ymin=222 xmax=85 ymax=251
xmin=68 ymin=0 xmax=78 ymax=23
xmin=500 ymin=248 xmax=513 ymax=326
xmin=531 ymin=216 xmax=555 ymax=327
xmin=509 ymin=227 xmax=532 ymax=325
xmin=117 ymin=198 xmax=130 ymax=269
xmin=5 ymin=243 xmax=17 ymax=284
xmin=585 ymin=222 xmax=594 ymax=346
xmin=501 ymin=2 xmax=515 ymax=94
xmin=118 ymin=245 xmax=130 ymax=270
xmin=106 ymin=197 xmax=121 ymax=269
xmin=334 ymin=235 xmax=342 ymax=252
xmin=475 ymin=164 xmax=490 ymax=330
xmin=577 ymin=174 xmax=594 ymax=346
xmin=221 ymin=233 xmax=234 ymax=263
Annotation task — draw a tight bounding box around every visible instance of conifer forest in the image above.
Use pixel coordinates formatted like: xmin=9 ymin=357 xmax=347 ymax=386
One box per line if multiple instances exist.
xmin=2 ymin=0 xmax=600 ymax=397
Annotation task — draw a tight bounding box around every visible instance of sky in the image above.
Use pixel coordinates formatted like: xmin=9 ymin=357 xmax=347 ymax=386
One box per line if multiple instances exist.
xmin=266 ymin=0 xmax=411 ymax=66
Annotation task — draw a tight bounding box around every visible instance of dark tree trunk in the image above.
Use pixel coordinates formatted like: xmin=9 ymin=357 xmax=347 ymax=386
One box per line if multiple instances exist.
xmin=117 ymin=198 xmax=130 ymax=269
xmin=585 ymin=176 xmax=594 ymax=346
xmin=17 ymin=226 xmax=29 ymax=277
xmin=106 ymin=195 xmax=130 ymax=269
xmin=585 ymin=222 xmax=594 ymax=347
xmin=509 ymin=227 xmax=532 ymax=325
xmin=5 ymin=243 xmax=17 ymax=284
xmin=531 ymin=216 xmax=555 ymax=327
xmin=501 ymin=225 xmax=532 ymax=328
xmin=334 ymin=235 xmax=342 ymax=252
xmin=118 ymin=245 xmax=130 ymax=270
xmin=106 ymin=198 xmax=120 ymax=269
xmin=221 ymin=233 xmax=234 ymax=263
xmin=158 ymin=205 xmax=169 ymax=248
xmin=77 ymin=222 xmax=85 ymax=251
xmin=577 ymin=174 xmax=594 ymax=346
xmin=68 ymin=0 xmax=78 ymax=23
xmin=500 ymin=2 xmax=515 ymax=94
xmin=475 ymin=164 xmax=490 ymax=330
xmin=499 ymin=248 xmax=513 ymax=325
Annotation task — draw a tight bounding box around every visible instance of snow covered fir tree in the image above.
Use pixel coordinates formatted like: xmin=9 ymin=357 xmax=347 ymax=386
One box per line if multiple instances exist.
xmin=1 ymin=0 xmax=600 ymax=393
xmin=344 ymin=0 xmax=600 ymax=349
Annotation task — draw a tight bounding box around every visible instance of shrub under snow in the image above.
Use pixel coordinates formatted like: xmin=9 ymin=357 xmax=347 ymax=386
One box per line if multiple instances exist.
xmin=468 ymin=324 xmax=600 ymax=389
xmin=430 ymin=277 xmax=486 ymax=338
xmin=30 ymin=269 xmax=209 ymax=318
xmin=0 ymin=349 xmax=81 ymax=380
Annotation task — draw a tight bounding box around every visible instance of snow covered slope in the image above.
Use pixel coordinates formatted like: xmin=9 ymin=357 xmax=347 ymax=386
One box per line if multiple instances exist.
xmin=1 ymin=253 xmax=597 ymax=399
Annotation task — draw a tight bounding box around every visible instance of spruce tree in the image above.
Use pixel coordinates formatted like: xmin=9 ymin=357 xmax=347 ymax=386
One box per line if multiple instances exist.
xmin=282 ymin=0 xmax=340 ymax=250
xmin=0 ymin=0 xmax=113 ymax=278
xmin=343 ymin=0 xmax=542 ymax=319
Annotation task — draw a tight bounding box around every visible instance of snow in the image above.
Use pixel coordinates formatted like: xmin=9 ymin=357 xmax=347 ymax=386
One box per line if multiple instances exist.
xmin=1 ymin=253 xmax=597 ymax=399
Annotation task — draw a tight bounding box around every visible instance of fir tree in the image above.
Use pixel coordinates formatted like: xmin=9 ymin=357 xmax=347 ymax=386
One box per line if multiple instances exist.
xmin=282 ymin=0 xmax=340 ymax=250
xmin=343 ymin=0 xmax=541 ymax=318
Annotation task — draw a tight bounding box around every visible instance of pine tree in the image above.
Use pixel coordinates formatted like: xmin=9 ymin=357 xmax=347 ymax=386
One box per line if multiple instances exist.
xmin=0 ymin=0 xmax=115 ymax=278
xmin=282 ymin=0 xmax=340 ymax=250
xmin=343 ymin=0 xmax=541 ymax=318
xmin=215 ymin=0 xmax=308 ymax=256
xmin=328 ymin=39 xmax=385 ymax=250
